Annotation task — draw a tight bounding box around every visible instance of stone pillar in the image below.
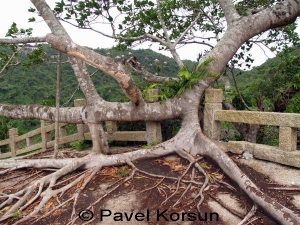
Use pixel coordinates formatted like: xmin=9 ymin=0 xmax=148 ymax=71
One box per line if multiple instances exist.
xmin=204 ymin=89 xmax=223 ymax=140
xmin=146 ymin=121 xmax=162 ymax=144
xmin=9 ymin=128 xmax=18 ymax=157
xmin=279 ymin=127 xmax=297 ymax=151
xmin=106 ymin=121 xmax=117 ymax=134
xmin=145 ymin=89 xmax=162 ymax=144
xmin=41 ymin=120 xmax=52 ymax=151
xmin=26 ymin=137 xmax=34 ymax=147
xmin=74 ymin=99 xmax=89 ymax=140
xmin=59 ymin=126 xmax=67 ymax=137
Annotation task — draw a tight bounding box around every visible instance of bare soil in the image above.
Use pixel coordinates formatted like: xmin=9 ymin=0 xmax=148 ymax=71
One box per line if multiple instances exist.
xmin=0 ymin=147 xmax=299 ymax=225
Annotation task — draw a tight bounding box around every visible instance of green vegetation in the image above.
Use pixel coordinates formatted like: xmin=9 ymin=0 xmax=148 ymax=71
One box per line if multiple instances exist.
xmin=232 ymin=47 xmax=300 ymax=113
xmin=69 ymin=140 xmax=92 ymax=151
xmin=116 ymin=165 xmax=131 ymax=177
xmin=144 ymin=57 xmax=216 ymax=101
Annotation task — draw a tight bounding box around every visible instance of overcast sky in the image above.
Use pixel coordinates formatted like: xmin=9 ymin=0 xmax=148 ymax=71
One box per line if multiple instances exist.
xmin=1 ymin=0 xmax=297 ymax=68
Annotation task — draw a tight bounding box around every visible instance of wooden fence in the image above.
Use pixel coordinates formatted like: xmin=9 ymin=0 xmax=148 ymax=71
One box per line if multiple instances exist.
xmin=0 ymin=98 xmax=162 ymax=159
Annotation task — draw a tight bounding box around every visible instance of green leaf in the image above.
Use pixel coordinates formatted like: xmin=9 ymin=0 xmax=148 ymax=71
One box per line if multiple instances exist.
xmin=178 ymin=66 xmax=191 ymax=80
xmin=28 ymin=17 xmax=35 ymax=23
xmin=28 ymin=7 xmax=36 ymax=13
xmin=108 ymin=16 xmax=113 ymax=22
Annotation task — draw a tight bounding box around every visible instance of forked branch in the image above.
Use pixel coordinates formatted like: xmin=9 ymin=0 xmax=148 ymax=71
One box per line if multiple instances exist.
xmin=128 ymin=56 xmax=177 ymax=83
xmin=46 ymin=34 xmax=143 ymax=104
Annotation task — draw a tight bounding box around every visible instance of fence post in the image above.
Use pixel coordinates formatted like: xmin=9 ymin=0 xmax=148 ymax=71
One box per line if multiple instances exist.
xmin=59 ymin=124 xmax=67 ymax=138
xmin=9 ymin=128 xmax=18 ymax=157
xmin=203 ymin=88 xmax=223 ymax=140
xmin=145 ymin=89 xmax=162 ymax=144
xmin=74 ymin=99 xmax=89 ymax=140
xmin=279 ymin=127 xmax=297 ymax=151
xmin=26 ymin=137 xmax=34 ymax=147
xmin=41 ymin=120 xmax=52 ymax=151
xmin=106 ymin=121 xmax=117 ymax=134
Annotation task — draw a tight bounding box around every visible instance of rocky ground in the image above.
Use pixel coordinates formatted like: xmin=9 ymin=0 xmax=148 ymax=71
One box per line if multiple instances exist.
xmin=0 ymin=147 xmax=299 ymax=225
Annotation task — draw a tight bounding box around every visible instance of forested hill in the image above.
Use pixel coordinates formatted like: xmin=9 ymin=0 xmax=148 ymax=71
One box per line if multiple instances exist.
xmin=0 ymin=44 xmax=195 ymax=106
xmin=230 ymin=47 xmax=300 ymax=113
xmin=234 ymin=47 xmax=300 ymax=89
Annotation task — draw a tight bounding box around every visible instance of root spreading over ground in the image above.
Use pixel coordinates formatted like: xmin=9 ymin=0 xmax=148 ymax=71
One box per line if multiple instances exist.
xmin=0 ymin=131 xmax=300 ymax=225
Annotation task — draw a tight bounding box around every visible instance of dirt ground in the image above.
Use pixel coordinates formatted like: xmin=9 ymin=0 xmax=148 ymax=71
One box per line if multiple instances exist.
xmin=0 ymin=147 xmax=299 ymax=225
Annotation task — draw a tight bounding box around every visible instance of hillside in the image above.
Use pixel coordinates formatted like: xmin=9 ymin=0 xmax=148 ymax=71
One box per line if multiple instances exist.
xmin=0 ymin=45 xmax=195 ymax=106
xmin=235 ymin=47 xmax=300 ymax=89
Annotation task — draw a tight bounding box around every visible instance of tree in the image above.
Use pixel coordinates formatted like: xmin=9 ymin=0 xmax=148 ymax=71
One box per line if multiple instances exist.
xmin=263 ymin=51 xmax=300 ymax=112
xmin=0 ymin=0 xmax=300 ymax=224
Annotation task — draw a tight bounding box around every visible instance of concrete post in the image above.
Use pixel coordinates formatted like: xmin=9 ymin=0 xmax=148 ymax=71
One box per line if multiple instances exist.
xmin=74 ymin=99 xmax=89 ymax=140
xmin=279 ymin=127 xmax=297 ymax=151
xmin=41 ymin=120 xmax=52 ymax=151
xmin=146 ymin=121 xmax=162 ymax=144
xmin=106 ymin=121 xmax=117 ymax=134
xmin=145 ymin=89 xmax=162 ymax=144
xmin=59 ymin=126 xmax=67 ymax=137
xmin=204 ymin=89 xmax=223 ymax=140
xmin=26 ymin=137 xmax=34 ymax=147
xmin=9 ymin=128 xmax=18 ymax=157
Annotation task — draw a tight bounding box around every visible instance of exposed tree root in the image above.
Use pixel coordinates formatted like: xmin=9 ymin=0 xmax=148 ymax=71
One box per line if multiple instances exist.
xmin=207 ymin=193 xmax=245 ymax=219
xmin=0 ymin=159 xmax=87 ymax=224
xmin=66 ymin=163 xmax=137 ymax=225
xmin=192 ymin=129 xmax=300 ymax=225
xmin=0 ymin=171 xmax=42 ymax=193
xmin=238 ymin=204 xmax=257 ymax=225
xmin=0 ymin=131 xmax=299 ymax=225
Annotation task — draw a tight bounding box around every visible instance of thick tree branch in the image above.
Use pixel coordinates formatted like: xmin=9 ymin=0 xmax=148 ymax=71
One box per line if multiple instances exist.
xmin=0 ymin=96 xmax=184 ymax=124
xmin=218 ymin=0 xmax=241 ymax=25
xmin=46 ymin=34 xmax=143 ymax=105
xmin=197 ymin=0 xmax=300 ymax=88
xmin=0 ymin=36 xmax=46 ymax=44
xmin=259 ymin=0 xmax=300 ymax=28
xmin=90 ymin=99 xmax=182 ymax=122
xmin=31 ymin=0 xmax=100 ymax=104
xmin=0 ymin=104 xmax=83 ymax=124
